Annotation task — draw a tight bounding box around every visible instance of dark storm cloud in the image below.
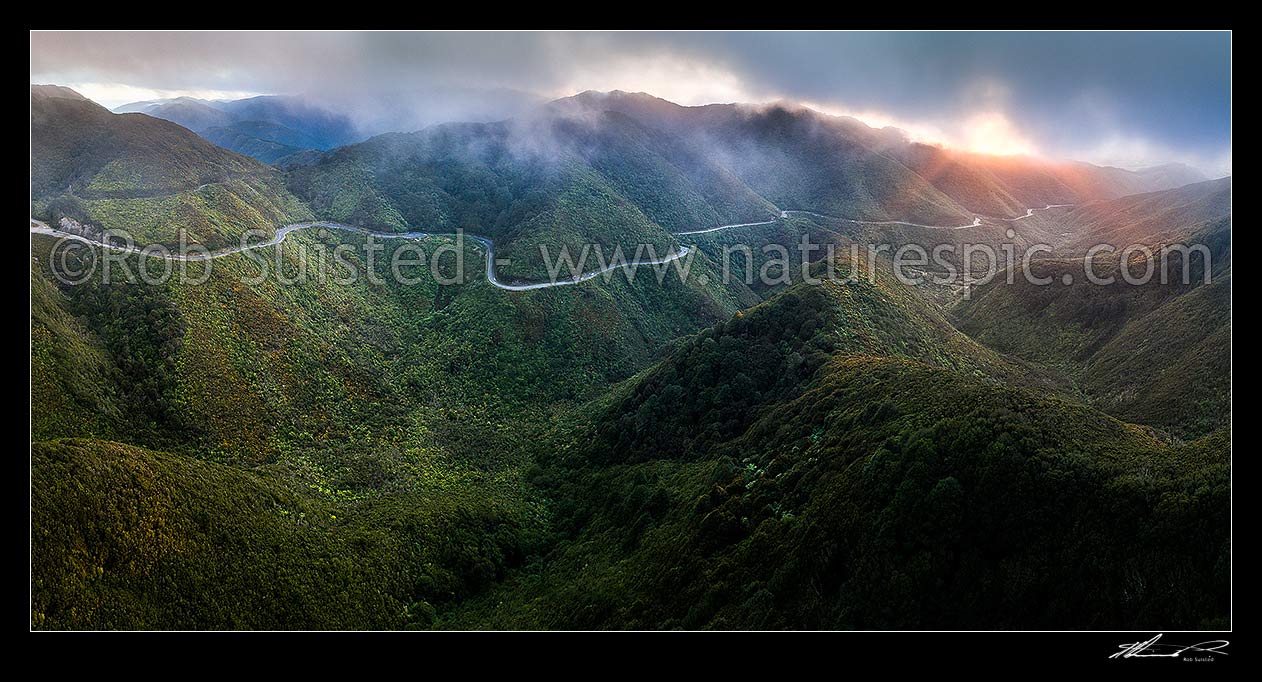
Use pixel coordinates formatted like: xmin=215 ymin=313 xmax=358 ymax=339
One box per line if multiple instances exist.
xmin=30 ymin=31 xmax=1231 ymax=173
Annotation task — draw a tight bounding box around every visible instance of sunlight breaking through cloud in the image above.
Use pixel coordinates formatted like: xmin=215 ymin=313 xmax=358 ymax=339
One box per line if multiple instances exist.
xmin=30 ymin=31 xmax=1230 ymax=174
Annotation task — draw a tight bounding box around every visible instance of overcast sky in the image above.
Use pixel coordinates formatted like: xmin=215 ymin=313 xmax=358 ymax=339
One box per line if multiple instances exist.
xmin=30 ymin=31 xmax=1231 ymax=174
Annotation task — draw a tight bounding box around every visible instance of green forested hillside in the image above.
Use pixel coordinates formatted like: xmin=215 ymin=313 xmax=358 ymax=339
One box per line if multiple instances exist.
xmin=30 ymin=221 xmax=756 ymax=458
xmin=31 ymin=86 xmax=311 ymax=250
xmin=30 ymin=86 xmax=1230 ymax=631
xmin=954 ymin=185 xmax=1231 ymax=439
xmin=449 ymin=332 xmax=1228 ymax=630
xmin=1082 ymin=273 xmax=1230 ymax=436
xmin=32 ymin=438 xmax=546 ymax=630
xmin=29 ymin=216 xmax=757 ymax=628
xmin=586 ymin=255 xmax=1060 ymax=465
xmin=285 ymin=112 xmax=776 ymax=280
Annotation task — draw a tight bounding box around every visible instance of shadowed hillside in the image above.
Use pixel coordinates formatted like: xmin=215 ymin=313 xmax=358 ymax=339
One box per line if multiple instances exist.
xmin=954 ymin=179 xmax=1231 ymax=438
xmin=447 ymin=272 xmax=1228 ymax=629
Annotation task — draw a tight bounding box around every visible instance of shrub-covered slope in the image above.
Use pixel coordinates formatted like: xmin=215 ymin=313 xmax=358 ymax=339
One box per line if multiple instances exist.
xmin=954 ymin=184 xmax=1231 ymax=439
xmin=32 ymin=438 xmax=545 ymax=630
xmin=32 ymin=85 xmax=312 ymax=250
xmin=449 ymin=312 xmax=1228 ymax=629
xmin=30 ymin=221 xmax=757 ymax=628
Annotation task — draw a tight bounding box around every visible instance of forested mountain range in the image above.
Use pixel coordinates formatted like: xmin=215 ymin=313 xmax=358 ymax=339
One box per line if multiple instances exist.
xmin=116 ymin=94 xmax=362 ymax=164
xmin=29 ymin=85 xmax=1230 ymax=630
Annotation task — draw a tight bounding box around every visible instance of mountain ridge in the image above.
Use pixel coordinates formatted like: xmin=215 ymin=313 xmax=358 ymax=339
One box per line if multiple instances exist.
xmin=32 ymin=85 xmax=312 ymax=249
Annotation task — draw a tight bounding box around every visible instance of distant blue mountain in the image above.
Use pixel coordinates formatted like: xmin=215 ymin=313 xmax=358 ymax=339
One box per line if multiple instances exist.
xmin=114 ymin=95 xmax=363 ymax=163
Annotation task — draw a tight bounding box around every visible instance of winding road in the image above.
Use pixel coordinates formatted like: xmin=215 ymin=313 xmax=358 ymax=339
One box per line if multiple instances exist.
xmin=678 ymin=209 xmax=983 ymax=232
xmin=675 ymin=218 xmax=779 ymax=235
xmin=1000 ymin=204 xmax=1076 ymax=222
xmin=29 ymin=218 xmax=690 ymax=292
xmin=678 ymin=203 xmax=1074 ymax=237
xmin=29 ymin=202 xmax=1073 ymax=290
xmin=832 ymin=214 xmax=983 ymax=230
xmin=779 ymin=205 xmax=1074 ymax=231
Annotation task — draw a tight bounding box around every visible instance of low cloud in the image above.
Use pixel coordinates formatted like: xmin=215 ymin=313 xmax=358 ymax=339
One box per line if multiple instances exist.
xmin=30 ymin=31 xmax=1231 ymax=173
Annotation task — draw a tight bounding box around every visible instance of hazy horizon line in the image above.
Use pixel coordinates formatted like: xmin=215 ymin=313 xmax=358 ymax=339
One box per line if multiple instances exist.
xmin=32 ymin=81 xmax=1231 ymax=178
